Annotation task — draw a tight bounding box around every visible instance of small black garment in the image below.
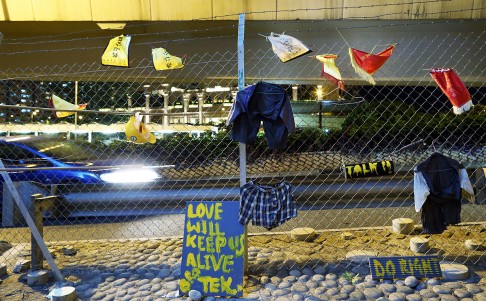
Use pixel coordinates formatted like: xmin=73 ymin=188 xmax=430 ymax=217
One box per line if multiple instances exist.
xmin=416 ymin=153 xmax=463 ymax=234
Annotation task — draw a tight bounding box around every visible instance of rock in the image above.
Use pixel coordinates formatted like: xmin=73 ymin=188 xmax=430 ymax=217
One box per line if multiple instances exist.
xmin=426 ymin=278 xmax=441 ymax=286
xmin=465 ymin=239 xmax=483 ymax=250
xmin=432 ymin=285 xmax=452 ymax=294
xmin=440 ymin=262 xmax=470 ymax=280
xmin=443 ymin=281 xmax=463 ymax=289
xmin=62 ymin=247 xmax=77 ymax=256
xmin=289 ymin=269 xmax=302 ymax=277
xmin=290 ymin=228 xmax=317 ymax=242
xmin=326 ymin=287 xmax=340 ymax=296
xmin=13 ymin=259 xmax=30 ymax=273
xmin=440 ymin=295 xmax=459 ymax=301
xmin=380 ymin=283 xmax=397 ymax=294
xmin=405 ymin=293 xmax=422 ymax=301
xmin=188 ymin=290 xmax=202 ymax=301
xmin=325 ymin=273 xmax=338 ymax=280
xmin=389 ymin=292 xmax=406 ymax=301
xmin=453 ymin=288 xmax=472 ymax=298
xmin=50 ymin=286 xmax=76 ymax=301
xmin=27 ymin=270 xmax=49 ymax=286
xmin=0 ymin=264 xmax=7 ymax=277
xmin=465 ymin=283 xmax=483 ymax=294
xmin=313 ymin=265 xmax=326 ymax=274
xmin=291 ymin=282 xmax=309 ymax=293
xmin=410 ymin=237 xmax=429 ymax=253
xmin=345 ymin=250 xmax=377 ymax=264
xmin=364 ymin=287 xmax=384 ymax=299
xmin=404 ymin=276 xmax=419 ymax=288
xmin=348 ymin=291 xmax=366 ymax=301
xmin=419 ymin=289 xmax=439 ymax=299
xmin=341 ymin=232 xmax=353 ymax=240
xmin=392 ymin=218 xmax=415 ymax=234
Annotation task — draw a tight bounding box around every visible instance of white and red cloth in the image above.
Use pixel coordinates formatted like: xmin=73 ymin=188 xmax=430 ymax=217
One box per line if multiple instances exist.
xmin=349 ymin=45 xmax=395 ymax=85
xmin=315 ymin=54 xmax=345 ymax=91
xmin=49 ymin=94 xmax=87 ymax=118
xmin=430 ymin=68 xmax=473 ymax=115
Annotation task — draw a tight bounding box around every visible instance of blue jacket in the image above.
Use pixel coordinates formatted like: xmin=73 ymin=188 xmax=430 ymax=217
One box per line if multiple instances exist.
xmin=227 ymin=82 xmax=295 ymax=150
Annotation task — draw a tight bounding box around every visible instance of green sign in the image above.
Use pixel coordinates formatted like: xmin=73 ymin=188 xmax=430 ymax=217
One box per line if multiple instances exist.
xmin=369 ymin=255 xmax=442 ymax=280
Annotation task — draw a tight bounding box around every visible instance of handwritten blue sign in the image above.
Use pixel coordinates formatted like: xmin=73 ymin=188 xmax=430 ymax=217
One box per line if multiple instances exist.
xmin=369 ymin=255 xmax=441 ymax=280
xmin=180 ymin=201 xmax=244 ymax=297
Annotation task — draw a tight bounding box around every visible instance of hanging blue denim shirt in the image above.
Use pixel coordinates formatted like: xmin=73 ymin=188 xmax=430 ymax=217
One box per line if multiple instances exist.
xmin=226 ymin=82 xmax=295 ymax=150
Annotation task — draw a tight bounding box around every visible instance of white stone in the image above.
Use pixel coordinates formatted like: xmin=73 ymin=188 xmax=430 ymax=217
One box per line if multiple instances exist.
xmin=50 ymin=286 xmax=76 ymax=301
xmin=345 ymin=250 xmax=377 ymax=263
xmin=410 ymin=237 xmax=429 ymax=253
xmin=440 ymin=262 xmax=470 ymax=280
xmin=290 ymin=228 xmax=317 ymax=242
xmin=465 ymin=239 xmax=483 ymax=250
xmin=392 ymin=218 xmax=415 ymax=234
xmin=27 ymin=270 xmax=49 ymax=286
xmin=341 ymin=232 xmax=353 ymax=240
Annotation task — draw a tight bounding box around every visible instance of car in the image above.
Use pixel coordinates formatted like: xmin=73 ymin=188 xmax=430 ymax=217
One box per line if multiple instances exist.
xmin=0 ymin=135 xmax=160 ymax=185
xmin=0 ymin=135 xmax=163 ymax=225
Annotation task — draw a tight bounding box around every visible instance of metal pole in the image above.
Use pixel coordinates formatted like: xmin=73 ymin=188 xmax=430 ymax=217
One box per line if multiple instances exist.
xmin=0 ymin=160 xmax=64 ymax=282
xmin=238 ymin=13 xmax=249 ymax=276
xmin=74 ymin=81 xmax=78 ymax=140
xmin=238 ymin=14 xmax=246 ymax=186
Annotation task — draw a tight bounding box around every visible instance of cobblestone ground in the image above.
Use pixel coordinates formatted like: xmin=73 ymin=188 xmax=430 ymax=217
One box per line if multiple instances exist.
xmin=0 ymin=225 xmax=485 ymax=301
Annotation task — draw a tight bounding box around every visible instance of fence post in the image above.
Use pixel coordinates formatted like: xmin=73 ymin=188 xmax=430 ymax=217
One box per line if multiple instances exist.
xmin=30 ymin=193 xmax=44 ymax=271
xmin=237 ymin=13 xmax=248 ymax=275
xmin=0 ymin=160 xmax=64 ymax=282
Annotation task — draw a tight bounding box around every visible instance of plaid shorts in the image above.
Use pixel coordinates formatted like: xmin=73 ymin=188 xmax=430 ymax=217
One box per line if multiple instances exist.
xmin=238 ymin=181 xmax=297 ymax=230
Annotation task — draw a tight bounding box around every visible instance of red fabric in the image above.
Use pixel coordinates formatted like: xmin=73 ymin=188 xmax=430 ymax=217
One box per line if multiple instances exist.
xmin=430 ymin=68 xmax=471 ymax=111
xmin=317 ymin=54 xmax=345 ymax=91
xmin=350 ymin=45 xmax=395 ymax=75
xmin=321 ymin=70 xmax=345 ymax=91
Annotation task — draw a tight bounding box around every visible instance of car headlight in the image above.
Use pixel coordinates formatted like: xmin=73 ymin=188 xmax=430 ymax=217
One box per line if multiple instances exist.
xmin=100 ymin=168 xmax=159 ymax=183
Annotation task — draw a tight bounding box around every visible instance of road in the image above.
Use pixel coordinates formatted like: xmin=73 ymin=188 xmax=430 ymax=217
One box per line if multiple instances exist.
xmin=1 ymin=203 xmax=484 ymax=244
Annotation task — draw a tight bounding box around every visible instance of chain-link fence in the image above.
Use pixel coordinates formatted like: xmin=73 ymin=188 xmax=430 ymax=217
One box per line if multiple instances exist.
xmin=0 ymin=16 xmax=485 ymax=300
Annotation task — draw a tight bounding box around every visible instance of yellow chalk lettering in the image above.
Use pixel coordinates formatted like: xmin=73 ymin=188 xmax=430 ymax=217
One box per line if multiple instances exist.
xmin=369 ymin=162 xmax=378 ymax=175
xmin=430 ymin=257 xmax=440 ymax=272
xmin=197 ymin=236 xmax=206 ymax=251
xmin=373 ymin=259 xmax=385 ymax=277
xmin=209 ymin=221 xmax=225 ymax=236
xmin=362 ymin=163 xmax=371 ymax=175
xmin=381 ymin=161 xmax=387 ymax=171
xmin=385 ymin=260 xmax=396 ymax=277
xmin=346 ymin=166 xmax=354 ymax=178
xmin=186 ymin=252 xmax=197 ymax=268
xmin=185 ymin=234 xmax=197 ymax=248
xmin=209 ymin=254 xmax=225 ymax=271
xmin=198 ymin=276 xmax=211 ymax=293
xmin=201 ymin=219 xmax=207 ymax=234
xmin=399 ymin=259 xmax=408 ymax=274
xmin=407 ymin=259 xmax=414 ymax=274
xmin=222 ymin=255 xmax=234 ymax=273
xmin=221 ymin=276 xmax=237 ymax=295
xmin=215 ymin=236 xmax=226 ymax=253
xmin=422 ymin=259 xmax=432 ymax=275
xmin=206 ymin=236 xmax=215 ymax=253
xmin=354 ymin=165 xmax=362 ymax=177
xmin=228 ymin=234 xmax=245 ymax=257
xmin=186 ymin=220 xmax=200 ymax=233
xmin=214 ymin=202 xmax=223 ymax=220
xmin=196 ymin=253 xmax=207 ymax=270
xmin=187 ymin=204 xmax=196 ymax=218
xmin=413 ymin=258 xmax=423 ymax=276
